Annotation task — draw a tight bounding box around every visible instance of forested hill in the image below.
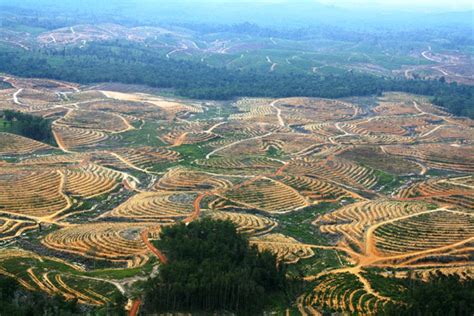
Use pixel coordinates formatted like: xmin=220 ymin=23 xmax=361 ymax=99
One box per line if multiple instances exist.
xmin=0 ymin=43 xmax=472 ymax=118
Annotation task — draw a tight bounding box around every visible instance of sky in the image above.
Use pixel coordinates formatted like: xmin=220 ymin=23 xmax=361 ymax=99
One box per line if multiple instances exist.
xmin=216 ymin=0 xmax=473 ymax=11
xmin=319 ymin=0 xmax=473 ymax=11
xmin=165 ymin=0 xmax=473 ymax=10
xmin=2 ymin=0 xmax=473 ymax=12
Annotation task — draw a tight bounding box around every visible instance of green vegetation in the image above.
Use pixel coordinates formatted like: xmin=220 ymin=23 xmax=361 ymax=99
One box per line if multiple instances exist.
xmin=174 ymin=143 xmax=212 ymax=165
xmin=378 ymin=273 xmax=474 ymax=315
xmin=1 ymin=110 xmax=57 ymax=146
xmin=288 ymin=249 xmax=345 ymax=278
xmin=0 ymin=43 xmax=472 ymax=117
xmin=276 ymin=202 xmax=338 ymax=245
xmin=373 ymin=169 xmax=405 ymax=193
xmin=0 ymin=80 xmax=12 ymax=89
xmin=81 ymin=264 xmax=153 ymax=280
xmin=143 ymin=219 xmax=290 ymax=315
xmin=0 ymin=255 xmax=127 ymax=314
xmin=338 ymin=146 xmax=422 ymax=176
xmin=111 ymin=121 xmax=166 ymax=147
xmin=266 ymin=146 xmax=283 ymax=158
xmin=0 ymin=275 xmax=79 ymax=315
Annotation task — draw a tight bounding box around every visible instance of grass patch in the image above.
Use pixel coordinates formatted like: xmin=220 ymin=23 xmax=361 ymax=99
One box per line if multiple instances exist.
xmin=373 ymin=169 xmax=405 ymax=193
xmin=275 ymin=202 xmax=338 ymax=245
xmin=82 ymin=260 xmax=155 ymax=279
xmin=111 ymin=121 xmax=167 ymax=147
xmin=173 ymin=143 xmax=212 ymax=165
xmin=287 ymin=248 xmax=346 ymax=277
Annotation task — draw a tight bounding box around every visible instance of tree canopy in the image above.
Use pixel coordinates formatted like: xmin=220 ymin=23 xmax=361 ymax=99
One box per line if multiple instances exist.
xmin=383 ymin=273 xmax=474 ymax=316
xmin=0 ymin=43 xmax=472 ymax=118
xmin=142 ymin=219 xmax=288 ymax=315
xmin=1 ymin=110 xmax=57 ymax=146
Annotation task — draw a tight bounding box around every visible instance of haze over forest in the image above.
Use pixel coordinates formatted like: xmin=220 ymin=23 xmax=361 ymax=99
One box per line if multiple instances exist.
xmin=2 ymin=0 xmax=473 ymax=27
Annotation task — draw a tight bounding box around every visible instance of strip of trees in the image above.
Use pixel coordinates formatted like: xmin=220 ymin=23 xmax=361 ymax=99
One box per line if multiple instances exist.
xmin=0 ymin=43 xmax=472 ymax=118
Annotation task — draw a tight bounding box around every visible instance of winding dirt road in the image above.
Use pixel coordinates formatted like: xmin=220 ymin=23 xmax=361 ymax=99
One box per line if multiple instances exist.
xmin=128 ymin=299 xmax=142 ymax=316
xmin=270 ymin=100 xmax=285 ymax=127
xmin=129 ymin=229 xmax=170 ymax=316
xmin=12 ymin=88 xmax=23 ymax=105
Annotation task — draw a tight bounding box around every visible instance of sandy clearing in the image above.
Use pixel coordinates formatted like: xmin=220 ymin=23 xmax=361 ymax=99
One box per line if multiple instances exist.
xmin=100 ymin=90 xmax=190 ymax=110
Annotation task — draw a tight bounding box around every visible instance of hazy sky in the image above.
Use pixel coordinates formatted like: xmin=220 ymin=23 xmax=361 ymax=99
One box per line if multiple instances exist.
xmin=321 ymin=0 xmax=473 ymax=10
xmin=3 ymin=0 xmax=473 ymax=11
xmin=198 ymin=0 xmax=473 ymax=11
xmin=242 ymin=0 xmax=474 ymax=11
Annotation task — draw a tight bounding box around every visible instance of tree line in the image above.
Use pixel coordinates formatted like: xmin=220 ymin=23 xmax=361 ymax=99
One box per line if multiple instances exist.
xmin=0 ymin=43 xmax=472 ymax=118
xmin=1 ymin=110 xmax=57 ymax=146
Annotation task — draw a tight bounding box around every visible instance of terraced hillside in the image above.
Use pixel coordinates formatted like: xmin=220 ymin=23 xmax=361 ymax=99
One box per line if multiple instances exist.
xmin=0 ymin=76 xmax=472 ymax=314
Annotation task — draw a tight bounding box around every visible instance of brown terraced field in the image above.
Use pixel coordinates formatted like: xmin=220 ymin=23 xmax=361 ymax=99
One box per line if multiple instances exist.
xmin=0 ymin=76 xmax=472 ymax=314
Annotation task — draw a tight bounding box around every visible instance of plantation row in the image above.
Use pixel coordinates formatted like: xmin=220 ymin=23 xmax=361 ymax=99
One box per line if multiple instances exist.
xmin=0 ymin=218 xmax=37 ymax=241
xmin=384 ymin=144 xmax=474 ymax=173
xmin=55 ymin=109 xmax=132 ymax=133
xmin=0 ymin=132 xmax=53 ymax=155
xmin=373 ymin=210 xmax=473 ymax=256
xmin=250 ymin=233 xmax=315 ymax=264
xmin=300 ymin=273 xmax=388 ymax=315
xmin=0 ymin=168 xmax=69 ymax=218
xmin=315 ymin=200 xmax=430 ymax=254
xmin=303 ymin=122 xmax=344 ymax=137
xmin=211 ymin=121 xmax=287 ymax=139
xmin=208 ymin=211 xmax=278 ymax=236
xmin=195 ymin=156 xmax=282 ymax=171
xmin=42 ymin=222 xmax=154 ymax=268
xmin=154 ymin=168 xmax=233 ymax=192
xmin=397 ymin=176 xmax=474 ymax=209
xmin=0 ymin=164 xmax=123 ymax=219
xmin=219 ymin=133 xmax=326 ymax=156
xmin=53 ymin=126 xmax=109 ymax=150
xmin=276 ymin=98 xmax=359 ymax=122
xmin=0 ymin=249 xmax=118 ymax=306
xmin=286 ymin=157 xmax=379 ymax=191
xmin=113 ymin=147 xmax=181 ymax=170
xmin=230 ymin=98 xmax=275 ymax=122
xmin=277 ymin=174 xmax=361 ymax=201
xmin=163 ymin=131 xmax=218 ymax=146
xmin=106 ymin=191 xmax=194 ymax=220
xmin=65 ymin=164 xmax=122 ymax=199
xmin=221 ymin=177 xmax=309 ymax=213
